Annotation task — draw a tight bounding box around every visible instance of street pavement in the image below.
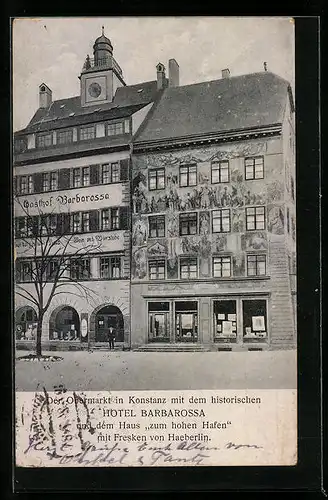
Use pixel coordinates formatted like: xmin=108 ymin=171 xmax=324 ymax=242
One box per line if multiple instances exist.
xmin=15 ymin=349 xmax=297 ymax=392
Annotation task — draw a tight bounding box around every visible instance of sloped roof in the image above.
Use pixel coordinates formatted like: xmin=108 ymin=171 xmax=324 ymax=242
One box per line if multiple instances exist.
xmin=134 ymin=72 xmax=293 ymax=144
xmin=17 ymin=80 xmax=160 ymax=135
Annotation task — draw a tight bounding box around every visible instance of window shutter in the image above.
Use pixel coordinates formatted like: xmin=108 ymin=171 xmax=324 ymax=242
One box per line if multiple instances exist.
xmin=33 ymin=173 xmax=43 ymax=193
xmin=119 ymin=206 xmax=129 ymax=230
xmin=58 ymin=168 xmax=71 ymax=190
xmin=90 ymin=164 xmax=100 ymax=185
xmin=89 ymin=210 xmax=99 ymax=231
xmin=120 ymin=159 xmax=130 ymax=181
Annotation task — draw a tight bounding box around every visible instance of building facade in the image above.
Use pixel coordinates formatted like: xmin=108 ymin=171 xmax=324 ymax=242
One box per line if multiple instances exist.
xmin=130 ymin=69 xmax=296 ymax=351
xmin=13 ymin=31 xmax=164 ymax=350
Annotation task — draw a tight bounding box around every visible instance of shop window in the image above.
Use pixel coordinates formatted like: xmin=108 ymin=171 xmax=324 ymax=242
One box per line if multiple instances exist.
xmin=149 ymin=259 xmax=165 ymax=280
xmin=80 ymin=125 xmax=95 ymax=141
xmin=245 ymin=156 xmax=264 ymax=180
xmin=211 ymin=161 xmax=229 ymax=183
xmin=148 ymin=302 xmax=170 ymax=342
xmin=50 ymin=306 xmax=80 ymax=341
xmin=149 ymin=168 xmax=165 ymax=190
xmin=15 ymin=308 xmax=37 ymax=340
xmin=180 ymin=257 xmax=198 ymax=279
xmin=242 ymin=299 xmax=267 ymax=342
xmin=149 ymin=215 xmax=165 ymax=238
xmin=175 ymin=301 xmax=198 ymax=342
xmin=179 ymin=212 xmax=197 ymax=235
xmin=213 ymin=256 xmax=232 ymax=277
xmin=246 ymin=254 xmax=266 ymax=276
xmin=213 ymin=300 xmax=237 ymax=343
xmin=246 ymin=206 xmax=265 ymax=230
xmin=70 ymin=258 xmax=91 ymax=280
xmin=99 ymin=256 xmax=122 ymax=279
xmin=107 ymin=121 xmax=124 ymax=136
xmin=212 ymin=209 xmax=231 ymax=233
xmin=179 ymin=164 xmax=197 ymax=187
xmin=56 ymin=129 xmax=73 ymax=145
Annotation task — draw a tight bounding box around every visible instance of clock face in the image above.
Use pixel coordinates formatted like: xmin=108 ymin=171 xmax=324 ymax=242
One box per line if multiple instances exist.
xmin=88 ymin=82 xmax=102 ymax=98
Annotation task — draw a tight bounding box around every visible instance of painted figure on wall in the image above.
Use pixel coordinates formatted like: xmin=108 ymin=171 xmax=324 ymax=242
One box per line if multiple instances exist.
xmin=268 ymin=205 xmax=285 ymax=235
xmin=245 ymin=231 xmax=268 ymax=250
xmin=167 ymin=257 xmax=178 ymax=279
xmin=233 ymin=254 xmax=245 ymax=276
xmin=267 ymin=180 xmax=284 ymax=203
xmin=232 ymin=209 xmax=244 ymax=233
xmin=213 ymin=234 xmax=227 ymax=253
xmin=132 ymin=246 xmax=147 ymax=279
xmin=132 ymin=218 xmax=147 ymax=246
xmin=199 ymin=212 xmax=210 ymax=236
xmin=167 ymin=213 xmax=179 ymax=238
xmin=181 ymin=236 xmax=200 ymax=254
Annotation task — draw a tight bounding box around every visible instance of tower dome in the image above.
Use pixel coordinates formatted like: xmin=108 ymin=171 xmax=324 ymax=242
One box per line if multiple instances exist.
xmin=93 ymin=26 xmax=113 ymax=65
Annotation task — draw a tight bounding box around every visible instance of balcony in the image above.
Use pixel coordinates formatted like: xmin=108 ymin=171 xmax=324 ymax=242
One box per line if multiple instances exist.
xmin=82 ymin=56 xmax=123 ymax=76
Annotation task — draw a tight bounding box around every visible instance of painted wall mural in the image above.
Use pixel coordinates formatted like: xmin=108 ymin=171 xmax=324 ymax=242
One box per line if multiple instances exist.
xmin=132 ymin=139 xmax=285 ymax=281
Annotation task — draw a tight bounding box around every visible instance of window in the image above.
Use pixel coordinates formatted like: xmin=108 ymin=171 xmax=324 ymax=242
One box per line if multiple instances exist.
xmin=246 ymin=207 xmax=266 ymax=230
xmin=42 ymin=173 xmax=50 ymax=192
xmin=245 ymin=157 xmax=264 ymax=180
xmin=50 ymin=171 xmax=58 ymax=191
xmin=73 ymin=168 xmax=81 ymax=188
xmin=56 ymin=129 xmax=73 ymax=145
xmin=149 ymin=168 xmax=165 ymax=190
xmin=175 ymin=301 xmax=198 ymax=342
xmin=14 ymin=138 xmax=27 ymax=153
xmin=80 ymin=126 xmax=95 ymax=141
xmin=70 ymin=258 xmax=91 ymax=280
xmin=15 ymin=217 xmax=30 ymax=238
xmin=212 ymin=209 xmax=230 ymax=233
xmin=46 ymin=259 xmax=59 ymax=281
xmin=48 ymin=214 xmax=58 ymax=235
xmin=149 ymin=260 xmax=165 ymax=280
xmin=242 ymin=299 xmax=267 ymax=341
xmin=148 ymin=302 xmax=170 ymax=342
xmin=111 ymin=208 xmax=120 ymax=230
xmin=180 ymin=257 xmax=198 ymax=279
xmin=99 ymin=256 xmax=122 ymax=279
xmin=36 ymin=133 xmax=53 ymax=148
xmin=213 ymin=256 xmax=232 ymax=277
xmin=101 ymin=163 xmax=120 ymax=184
xmin=81 ymin=212 xmax=90 ymax=232
xmin=17 ymin=175 xmax=33 ymax=195
xmin=247 ymin=255 xmax=266 ymax=276
xmin=179 ymin=212 xmax=197 ymax=236
xmin=149 ymin=215 xmax=165 ymax=238
xmin=211 ymin=161 xmax=229 ymax=183
xmin=71 ymin=213 xmax=81 ymax=233
xmin=179 ymin=164 xmax=197 ymax=187
xmin=16 ymin=260 xmax=33 ymax=282
xmin=101 ymin=209 xmax=110 ymax=230
xmin=213 ymin=300 xmax=237 ymax=341
xmin=107 ymin=121 xmax=124 ymax=136
xmin=82 ymin=167 xmax=90 ymax=186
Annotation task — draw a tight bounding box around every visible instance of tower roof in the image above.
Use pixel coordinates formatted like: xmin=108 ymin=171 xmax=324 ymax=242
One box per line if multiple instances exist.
xmin=93 ymin=26 xmax=113 ymax=49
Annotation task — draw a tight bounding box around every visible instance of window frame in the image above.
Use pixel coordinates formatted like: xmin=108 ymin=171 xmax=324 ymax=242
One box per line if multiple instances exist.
xmin=179 ymin=212 xmax=197 ymax=236
xmin=36 ymin=132 xmax=53 ymax=149
xmin=211 ymin=160 xmax=230 ymax=184
xmin=244 ymin=156 xmax=264 ymax=180
xmin=70 ymin=257 xmax=91 ymax=280
xmin=149 ymin=215 xmax=165 ymax=238
xmin=148 ymin=259 xmax=166 ymax=280
xmin=212 ymin=256 xmax=232 ymax=278
xmin=245 ymin=206 xmax=266 ymax=231
xmin=148 ymin=168 xmax=165 ymax=191
xmin=246 ymin=254 xmax=267 ymax=276
xmin=99 ymin=255 xmax=122 ymax=279
xmin=212 ymin=209 xmax=231 ymax=233
xmin=79 ymin=125 xmax=96 ymax=141
xmin=179 ymin=164 xmax=197 ymax=187
xmin=56 ymin=128 xmax=73 ymax=145
xmin=106 ymin=121 xmax=124 ymax=137
xmin=16 ymin=259 xmax=33 ymax=282
xmin=101 ymin=163 xmax=121 ymax=184
xmin=179 ymin=257 xmax=198 ymax=280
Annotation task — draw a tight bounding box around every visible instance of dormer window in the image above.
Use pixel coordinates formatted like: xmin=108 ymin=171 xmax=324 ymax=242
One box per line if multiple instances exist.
xmin=79 ymin=125 xmax=95 ymax=141
xmin=14 ymin=138 xmax=27 ymax=153
xmin=36 ymin=132 xmax=53 ymax=149
xmin=107 ymin=121 xmax=124 ymax=136
xmin=57 ymin=129 xmax=73 ymax=145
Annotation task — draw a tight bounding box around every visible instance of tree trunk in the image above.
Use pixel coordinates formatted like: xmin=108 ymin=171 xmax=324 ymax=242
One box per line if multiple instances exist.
xmin=36 ymin=315 xmax=43 ymax=357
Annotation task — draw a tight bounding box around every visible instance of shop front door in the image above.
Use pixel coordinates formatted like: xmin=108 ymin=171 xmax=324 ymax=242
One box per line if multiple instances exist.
xmin=95 ymin=306 xmax=124 ymax=343
xmin=175 ymin=301 xmax=198 ymax=342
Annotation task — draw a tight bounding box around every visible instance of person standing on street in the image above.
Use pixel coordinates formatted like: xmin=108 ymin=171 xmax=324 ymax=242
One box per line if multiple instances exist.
xmin=108 ymin=326 xmax=115 ymax=350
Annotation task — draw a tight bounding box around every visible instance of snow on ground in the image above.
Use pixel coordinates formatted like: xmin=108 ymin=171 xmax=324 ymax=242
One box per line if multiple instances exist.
xmin=15 ymin=349 xmax=297 ymax=392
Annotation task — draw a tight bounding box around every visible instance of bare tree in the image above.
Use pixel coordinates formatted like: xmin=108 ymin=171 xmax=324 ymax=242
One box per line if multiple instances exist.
xmin=14 ymin=197 xmax=102 ymax=356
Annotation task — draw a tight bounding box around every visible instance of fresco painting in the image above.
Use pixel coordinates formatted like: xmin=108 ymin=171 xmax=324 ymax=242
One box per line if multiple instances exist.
xmin=268 ymin=205 xmax=285 ymax=235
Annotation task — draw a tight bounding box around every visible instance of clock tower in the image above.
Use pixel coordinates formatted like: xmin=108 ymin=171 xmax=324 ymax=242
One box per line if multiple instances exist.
xmin=79 ymin=27 xmax=126 ymax=107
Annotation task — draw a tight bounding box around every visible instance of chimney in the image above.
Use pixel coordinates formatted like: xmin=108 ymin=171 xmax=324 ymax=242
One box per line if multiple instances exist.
xmin=264 ymin=61 xmax=268 ymax=72
xmin=156 ymin=63 xmax=166 ymax=90
xmin=221 ymin=69 xmax=230 ymax=79
xmin=39 ymin=83 xmax=52 ymax=109
xmin=168 ymin=59 xmax=180 ymax=87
